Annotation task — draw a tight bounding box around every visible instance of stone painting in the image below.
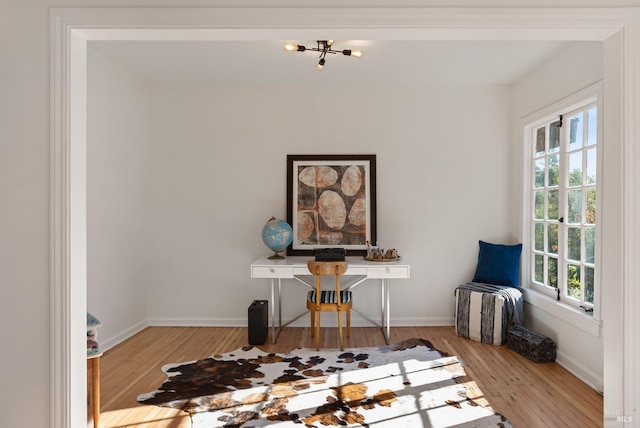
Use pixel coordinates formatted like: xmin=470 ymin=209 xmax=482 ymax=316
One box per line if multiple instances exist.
xmin=287 ymin=155 xmax=376 ymax=256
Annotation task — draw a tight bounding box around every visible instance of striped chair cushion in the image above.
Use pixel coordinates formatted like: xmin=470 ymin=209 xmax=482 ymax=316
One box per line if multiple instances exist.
xmin=307 ymin=290 xmax=352 ymax=304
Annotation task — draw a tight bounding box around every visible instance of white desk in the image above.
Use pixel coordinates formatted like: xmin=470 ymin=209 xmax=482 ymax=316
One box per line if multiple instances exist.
xmin=250 ymin=256 xmax=410 ymax=344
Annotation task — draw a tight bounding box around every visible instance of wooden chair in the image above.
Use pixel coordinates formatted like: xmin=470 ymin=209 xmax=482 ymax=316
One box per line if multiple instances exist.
xmin=306 ymin=260 xmax=352 ymax=350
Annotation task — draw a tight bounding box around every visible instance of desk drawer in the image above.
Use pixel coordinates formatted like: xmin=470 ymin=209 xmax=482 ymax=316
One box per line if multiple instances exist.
xmin=251 ymin=266 xmax=294 ymax=278
xmin=366 ymin=266 xmax=410 ymax=278
xmin=292 ymin=267 xmax=369 ymax=276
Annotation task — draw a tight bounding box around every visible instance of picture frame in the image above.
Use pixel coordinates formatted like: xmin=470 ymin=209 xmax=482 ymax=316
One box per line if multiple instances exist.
xmin=287 ymin=154 xmax=377 ymax=256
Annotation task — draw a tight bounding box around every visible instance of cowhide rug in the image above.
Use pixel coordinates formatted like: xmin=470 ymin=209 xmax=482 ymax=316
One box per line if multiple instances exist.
xmin=137 ymin=338 xmax=511 ymax=427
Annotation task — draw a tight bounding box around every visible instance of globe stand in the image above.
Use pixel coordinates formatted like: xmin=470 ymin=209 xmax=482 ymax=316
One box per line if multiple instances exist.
xmin=268 ymin=250 xmax=286 ymax=260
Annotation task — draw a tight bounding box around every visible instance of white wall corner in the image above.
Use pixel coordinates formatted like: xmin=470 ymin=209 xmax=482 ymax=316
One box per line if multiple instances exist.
xmin=556 ymin=350 xmax=604 ymax=394
xmin=97 ymin=320 xmax=149 ymax=353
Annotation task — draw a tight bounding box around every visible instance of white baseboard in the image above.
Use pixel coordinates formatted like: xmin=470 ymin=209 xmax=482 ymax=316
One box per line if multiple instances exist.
xmin=147 ymin=317 xmax=247 ymax=327
xmin=98 ymin=316 xmax=455 ymax=352
xmin=147 ymin=316 xmax=454 ymax=328
xmin=98 ymin=319 xmax=148 ymax=352
xmin=556 ymin=349 xmax=604 ymax=394
xmin=393 ymin=317 xmax=454 ymax=327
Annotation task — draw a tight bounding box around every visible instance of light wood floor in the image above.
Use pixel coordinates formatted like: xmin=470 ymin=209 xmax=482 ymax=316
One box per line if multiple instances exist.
xmin=92 ymin=326 xmax=602 ymax=428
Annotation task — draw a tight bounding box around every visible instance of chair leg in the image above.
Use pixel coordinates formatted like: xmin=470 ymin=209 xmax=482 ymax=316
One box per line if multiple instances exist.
xmin=316 ymin=311 xmax=321 ymax=351
xmin=337 ymin=311 xmax=343 ymax=351
xmin=310 ymin=311 xmax=315 ymax=337
xmin=346 ymin=310 xmax=351 ymax=338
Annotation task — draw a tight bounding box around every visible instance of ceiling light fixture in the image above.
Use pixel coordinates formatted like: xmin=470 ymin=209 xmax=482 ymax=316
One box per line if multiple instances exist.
xmin=284 ymin=40 xmax=363 ymax=71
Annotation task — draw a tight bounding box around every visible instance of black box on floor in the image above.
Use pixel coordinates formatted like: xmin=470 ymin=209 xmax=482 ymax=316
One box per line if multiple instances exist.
xmin=248 ymin=300 xmax=268 ymax=345
xmin=507 ymin=324 xmax=556 ymax=363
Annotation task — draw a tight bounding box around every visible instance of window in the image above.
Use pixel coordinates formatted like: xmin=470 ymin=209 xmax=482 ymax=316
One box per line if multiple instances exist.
xmin=524 ymin=92 xmax=600 ymax=315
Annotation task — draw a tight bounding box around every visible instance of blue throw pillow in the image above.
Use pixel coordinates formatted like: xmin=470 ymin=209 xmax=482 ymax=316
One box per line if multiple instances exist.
xmin=472 ymin=240 xmax=522 ymax=287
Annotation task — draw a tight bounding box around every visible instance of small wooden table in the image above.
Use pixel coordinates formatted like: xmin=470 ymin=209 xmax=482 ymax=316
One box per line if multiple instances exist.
xmin=87 ymin=352 xmax=103 ymax=428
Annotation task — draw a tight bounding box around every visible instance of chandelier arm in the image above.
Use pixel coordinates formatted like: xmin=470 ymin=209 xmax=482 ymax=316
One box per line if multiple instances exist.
xmin=286 ymin=40 xmax=363 ymax=70
xmin=295 ymin=47 xmax=339 ymax=55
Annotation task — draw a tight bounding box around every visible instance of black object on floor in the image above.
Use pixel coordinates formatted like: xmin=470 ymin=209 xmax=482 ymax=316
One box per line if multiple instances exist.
xmin=507 ymin=324 xmax=557 ymax=363
xmin=248 ymin=300 xmax=268 ymax=345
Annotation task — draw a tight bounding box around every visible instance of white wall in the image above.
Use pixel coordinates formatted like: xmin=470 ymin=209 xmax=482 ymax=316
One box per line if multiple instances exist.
xmin=98 ymin=80 xmax=514 ymax=328
xmin=87 ymin=48 xmax=151 ymax=348
xmin=511 ymin=42 xmax=605 ymax=388
xmin=0 ymin=4 xmax=51 ymax=427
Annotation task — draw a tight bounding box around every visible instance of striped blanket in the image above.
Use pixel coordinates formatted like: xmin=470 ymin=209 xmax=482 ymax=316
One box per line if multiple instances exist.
xmin=455 ymin=282 xmax=524 ymax=345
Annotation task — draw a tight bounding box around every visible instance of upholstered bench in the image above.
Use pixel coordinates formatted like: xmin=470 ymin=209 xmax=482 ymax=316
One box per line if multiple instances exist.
xmin=507 ymin=324 xmax=557 ymax=363
xmin=454 ymin=282 xmax=523 ymax=345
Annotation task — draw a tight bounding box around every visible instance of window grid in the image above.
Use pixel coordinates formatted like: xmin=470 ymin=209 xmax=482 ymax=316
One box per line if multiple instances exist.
xmin=529 ymin=103 xmax=597 ymax=309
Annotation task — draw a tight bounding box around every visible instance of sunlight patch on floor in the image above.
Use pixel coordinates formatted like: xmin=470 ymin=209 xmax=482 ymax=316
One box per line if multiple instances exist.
xmin=91 ymin=405 xmax=190 ymax=428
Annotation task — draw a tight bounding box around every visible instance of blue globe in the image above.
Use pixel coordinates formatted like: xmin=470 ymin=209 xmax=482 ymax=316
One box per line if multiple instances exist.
xmin=262 ymin=217 xmax=293 ymax=259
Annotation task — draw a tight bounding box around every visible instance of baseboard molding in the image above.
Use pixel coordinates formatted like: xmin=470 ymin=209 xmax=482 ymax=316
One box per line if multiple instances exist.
xmin=147 ymin=316 xmax=454 ymax=328
xmin=556 ymin=349 xmax=604 ymax=394
xmin=99 ymin=319 xmax=148 ymax=352
xmin=147 ymin=317 xmax=247 ymax=327
xmin=393 ymin=317 xmax=454 ymax=327
xmin=98 ymin=316 xmax=455 ymax=352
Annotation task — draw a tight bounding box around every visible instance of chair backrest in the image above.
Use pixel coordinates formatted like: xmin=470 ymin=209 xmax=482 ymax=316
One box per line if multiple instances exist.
xmin=307 ymin=261 xmax=348 ymax=276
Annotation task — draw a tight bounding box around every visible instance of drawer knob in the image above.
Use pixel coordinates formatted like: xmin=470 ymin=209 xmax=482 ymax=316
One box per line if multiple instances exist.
xmin=385 ymin=268 xmax=390 ymax=273
xmin=270 ymin=268 xmax=275 ymax=273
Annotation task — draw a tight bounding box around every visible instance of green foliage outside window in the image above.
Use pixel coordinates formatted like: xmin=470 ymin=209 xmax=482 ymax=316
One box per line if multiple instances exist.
xmin=567 ymin=264 xmax=581 ymax=299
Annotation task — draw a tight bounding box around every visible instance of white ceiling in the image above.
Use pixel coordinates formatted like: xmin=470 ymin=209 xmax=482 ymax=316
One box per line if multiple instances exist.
xmin=89 ymin=40 xmax=570 ymax=86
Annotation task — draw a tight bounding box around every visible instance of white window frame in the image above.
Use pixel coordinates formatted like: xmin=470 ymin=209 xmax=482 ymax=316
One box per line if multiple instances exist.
xmin=521 ymin=82 xmax=603 ymax=336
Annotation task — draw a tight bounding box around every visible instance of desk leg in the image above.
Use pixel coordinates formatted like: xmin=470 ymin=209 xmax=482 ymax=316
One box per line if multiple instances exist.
xmin=380 ymin=279 xmax=391 ymax=345
xmin=271 ymin=279 xmax=276 ymax=343
xmin=270 ymin=278 xmax=283 ymax=344
xmin=380 ymin=279 xmax=385 ymax=339
xmin=385 ymin=278 xmax=391 ymax=343
xmin=278 ymin=279 xmax=282 ymax=337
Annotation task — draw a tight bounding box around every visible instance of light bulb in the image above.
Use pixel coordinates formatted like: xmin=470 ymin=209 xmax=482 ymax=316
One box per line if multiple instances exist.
xmin=316 ymin=58 xmax=325 ymax=71
xmin=351 ymin=49 xmax=363 ymax=59
xmin=284 ymin=43 xmax=298 ymax=52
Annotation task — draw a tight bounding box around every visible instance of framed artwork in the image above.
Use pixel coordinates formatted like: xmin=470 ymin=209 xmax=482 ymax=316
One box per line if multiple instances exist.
xmin=287 ymin=154 xmax=377 ymax=256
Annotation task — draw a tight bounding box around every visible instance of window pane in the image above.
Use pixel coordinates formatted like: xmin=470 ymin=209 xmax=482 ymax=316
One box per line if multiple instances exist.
xmin=549 ymin=121 xmax=560 ymax=153
xmin=534 ymin=191 xmax=544 ymax=220
xmin=548 ymin=189 xmax=559 ymax=220
xmin=567 ymin=227 xmax=581 ymax=262
xmin=567 ymin=264 xmax=581 ymax=299
xmin=536 ymin=126 xmax=546 ymax=155
xmin=568 ymin=152 xmax=583 ymax=187
xmin=585 ymin=267 xmax=595 ymax=304
xmin=548 ymin=257 xmax=558 ymax=288
xmin=586 ymin=188 xmax=596 ymax=225
xmin=548 ymin=224 xmax=558 ymax=254
xmin=534 ymin=159 xmax=545 ymax=188
xmin=548 ymin=155 xmax=559 ymax=186
xmin=569 ymin=113 xmax=584 ymax=151
xmin=585 ymin=227 xmax=596 ymax=264
xmin=534 ymin=223 xmax=544 ymax=251
xmin=534 ymin=254 xmax=544 ymax=283
xmin=587 ymin=107 xmax=597 ymax=146
xmin=586 ymin=148 xmax=597 ymax=184
xmin=568 ymin=189 xmax=583 ymax=224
